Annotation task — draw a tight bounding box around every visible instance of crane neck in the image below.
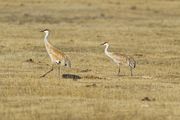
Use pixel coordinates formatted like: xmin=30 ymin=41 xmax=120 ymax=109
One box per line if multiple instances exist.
xmin=44 ymin=31 xmax=49 ymax=42
xmin=104 ymin=44 xmax=109 ymax=54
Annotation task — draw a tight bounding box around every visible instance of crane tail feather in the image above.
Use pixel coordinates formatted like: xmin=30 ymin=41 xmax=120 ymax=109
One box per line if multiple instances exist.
xmin=129 ymin=58 xmax=136 ymax=68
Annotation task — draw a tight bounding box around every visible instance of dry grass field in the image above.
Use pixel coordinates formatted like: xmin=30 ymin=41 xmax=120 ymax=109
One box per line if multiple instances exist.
xmin=0 ymin=0 xmax=180 ymax=120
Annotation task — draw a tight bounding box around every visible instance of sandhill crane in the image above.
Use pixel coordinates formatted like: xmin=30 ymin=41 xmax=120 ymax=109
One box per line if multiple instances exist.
xmin=40 ymin=29 xmax=71 ymax=79
xmin=101 ymin=42 xmax=136 ymax=76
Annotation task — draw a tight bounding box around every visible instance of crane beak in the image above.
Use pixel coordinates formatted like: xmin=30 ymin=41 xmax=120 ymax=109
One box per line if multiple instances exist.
xmin=100 ymin=43 xmax=104 ymax=46
xmin=40 ymin=30 xmax=44 ymax=32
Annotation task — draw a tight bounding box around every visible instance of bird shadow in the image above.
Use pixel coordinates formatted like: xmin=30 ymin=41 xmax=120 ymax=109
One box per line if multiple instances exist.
xmin=62 ymin=74 xmax=81 ymax=81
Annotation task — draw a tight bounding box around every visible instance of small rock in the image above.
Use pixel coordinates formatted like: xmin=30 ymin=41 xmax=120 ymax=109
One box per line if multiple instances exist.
xmin=25 ymin=58 xmax=34 ymax=63
xmin=142 ymin=97 xmax=155 ymax=102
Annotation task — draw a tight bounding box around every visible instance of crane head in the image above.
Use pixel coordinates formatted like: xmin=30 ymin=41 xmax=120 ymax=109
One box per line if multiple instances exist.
xmin=40 ymin=29 xmax=50 ymax=34
xmin=100 ymin=42 xmax=108 ymax=46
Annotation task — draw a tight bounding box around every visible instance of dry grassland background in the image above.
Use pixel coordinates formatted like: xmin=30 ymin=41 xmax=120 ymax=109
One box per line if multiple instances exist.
xmin=0 ymin=0 xmax=180 ymax=120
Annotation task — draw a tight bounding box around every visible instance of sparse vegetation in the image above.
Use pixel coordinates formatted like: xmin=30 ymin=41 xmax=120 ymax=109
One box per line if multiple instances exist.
xmin=0 ymin=0 xmax=180 ymax=120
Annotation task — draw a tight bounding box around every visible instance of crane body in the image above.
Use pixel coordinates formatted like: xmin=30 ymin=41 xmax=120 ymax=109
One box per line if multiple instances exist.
xmin=101 ymin=42 xmax=136 ymax=76
xmin=40 ymin=29 xmax=71 ymax=79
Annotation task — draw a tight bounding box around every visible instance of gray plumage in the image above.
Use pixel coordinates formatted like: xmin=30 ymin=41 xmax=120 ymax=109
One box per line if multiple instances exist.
xmin=101 ymin=42 xmax=136 ymax=76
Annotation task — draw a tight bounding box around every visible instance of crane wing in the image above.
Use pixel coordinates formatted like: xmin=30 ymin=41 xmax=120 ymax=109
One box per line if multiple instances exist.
xmin=110 ymin=52 xmax=128 ymax=64
xmin=45 ymin=41 xmax=71 ymax=67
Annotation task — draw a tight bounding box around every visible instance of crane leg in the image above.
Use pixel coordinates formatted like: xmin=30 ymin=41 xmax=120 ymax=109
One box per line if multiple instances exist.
xmin=58 ymin=65 xmax=61 ymax=80
xmin=130 ymin=67 xmax=133 ymax=76
xmin=118 ymin=65 xmax=120 ymax=76
xmin=40 ymin=65 xmax=54 ymax=78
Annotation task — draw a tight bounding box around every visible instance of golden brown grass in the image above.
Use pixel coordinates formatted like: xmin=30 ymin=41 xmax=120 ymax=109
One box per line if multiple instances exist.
xmin=0 ymin=0 xmax=180 ymax=120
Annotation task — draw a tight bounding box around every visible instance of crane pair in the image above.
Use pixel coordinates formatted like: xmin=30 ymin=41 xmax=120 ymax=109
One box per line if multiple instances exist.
xmin=40 ymin=29 xmax=136 ymax=79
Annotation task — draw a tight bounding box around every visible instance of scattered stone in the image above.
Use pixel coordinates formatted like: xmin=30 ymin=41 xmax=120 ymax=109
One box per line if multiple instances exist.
xmin=25 ymin=58 xmax=34 ymax=63
xmin=141 ymin=97 xmax=155 ymax=102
